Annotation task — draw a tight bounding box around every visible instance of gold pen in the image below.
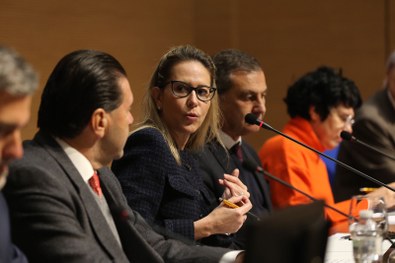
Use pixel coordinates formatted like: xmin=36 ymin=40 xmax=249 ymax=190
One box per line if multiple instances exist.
xmin=220 ymin=198 xmax=239 ymax=208
xmin=219 ymin=198 xmax=260 ymax=221
xmin=359 ymin=187 xmax=377 ymax=194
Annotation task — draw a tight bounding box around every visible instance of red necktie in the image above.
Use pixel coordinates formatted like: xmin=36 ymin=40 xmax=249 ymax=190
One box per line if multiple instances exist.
xmin=89 ymin=171 xmax=103 ymax=197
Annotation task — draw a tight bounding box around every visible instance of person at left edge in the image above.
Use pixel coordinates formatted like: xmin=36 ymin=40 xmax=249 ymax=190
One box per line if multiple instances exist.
xmin=0 ymin=45 xmax=38 ymax=263
xmin=112 ymin=45 xmax=252 ymax=249
xmin=4 ymin=49 xmax=242 ymax=263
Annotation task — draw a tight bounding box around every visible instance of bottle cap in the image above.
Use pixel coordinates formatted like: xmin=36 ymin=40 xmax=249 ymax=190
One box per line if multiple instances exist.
xmin=359 ymin=209 xmax=373 ymax=219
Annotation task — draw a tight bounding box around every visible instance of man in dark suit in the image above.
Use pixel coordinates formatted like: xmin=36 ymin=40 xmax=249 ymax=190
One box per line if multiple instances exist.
xmin=0 ymin=45 xmax=37 ymax=263
xmin=334 ymin=51 xmax=395 ymax=202
xmin=4 ymin=50 xmax=241 ymax=262
xmin=197 ymin=49 xmax=272 ymax=248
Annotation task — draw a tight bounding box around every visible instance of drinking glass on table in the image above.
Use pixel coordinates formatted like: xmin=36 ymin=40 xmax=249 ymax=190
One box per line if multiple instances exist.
xmin=349 ymin=195 xmax=387 ymax=263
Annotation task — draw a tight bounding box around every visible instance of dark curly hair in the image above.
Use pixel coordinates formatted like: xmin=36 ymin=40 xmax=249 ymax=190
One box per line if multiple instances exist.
xmin=284 ymin=66 xmax=362 ymax=121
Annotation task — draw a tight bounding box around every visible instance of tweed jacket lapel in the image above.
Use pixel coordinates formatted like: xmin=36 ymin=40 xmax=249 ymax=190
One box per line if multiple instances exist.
xmin=33 ymin=132 xmax=128 ymax=262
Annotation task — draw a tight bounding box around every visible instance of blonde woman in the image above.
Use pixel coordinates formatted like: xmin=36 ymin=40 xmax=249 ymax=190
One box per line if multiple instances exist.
xmin=112 ymin=45 xmax=251 ymax=248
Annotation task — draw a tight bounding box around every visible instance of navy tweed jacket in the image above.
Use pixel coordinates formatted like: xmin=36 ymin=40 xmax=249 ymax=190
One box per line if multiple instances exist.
xmin=112 ymin=127 xmax=218 ymax=242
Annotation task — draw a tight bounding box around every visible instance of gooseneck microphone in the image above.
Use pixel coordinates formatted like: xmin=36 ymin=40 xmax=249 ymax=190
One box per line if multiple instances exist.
xmin=340 ymin=131 xmax=395 ymax=161
xmin=244 ymin=113 xmax=395 ymax=192
xmin=243 ymin=159 xmax=395 ymax=245
xmin=242 ymin=159 xmax=350 ymax=219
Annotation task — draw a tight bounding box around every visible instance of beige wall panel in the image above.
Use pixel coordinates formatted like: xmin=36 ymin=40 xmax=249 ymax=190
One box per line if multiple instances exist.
xmin=1 ymin=0 xmax=393 ymax=155
xmin=194 ymin=0 xmax=240 ymax=54
xmin=241 ymin=0 xmax=388 ymax=151
xmin=0 ymin=0 xmax=194 ymax=139
xmin=195 ymin=0 xmax=389 ymax=151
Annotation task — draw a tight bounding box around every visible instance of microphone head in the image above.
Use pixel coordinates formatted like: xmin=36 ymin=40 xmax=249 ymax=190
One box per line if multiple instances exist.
xmin=242 ymin=159 xmax=264 ymax=173
xmin=340 ymin=131 xmax=354 ymax=141
xmin=242 ymin=159 xmax=257 ymax=172
xmin=244 ymin=113 xmax=260 ymax=125
xmin=245 ymin=113 xmax=273 ymax=131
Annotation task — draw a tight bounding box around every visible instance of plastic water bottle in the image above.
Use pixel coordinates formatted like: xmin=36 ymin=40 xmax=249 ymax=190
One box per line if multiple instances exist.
xmin=350 ymin=209 xmax=383 ymax=263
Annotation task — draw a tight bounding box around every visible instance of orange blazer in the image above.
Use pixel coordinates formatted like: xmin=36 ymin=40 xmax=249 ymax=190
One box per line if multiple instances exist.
xmin=259 ymin=117 xmax=365 ymax=232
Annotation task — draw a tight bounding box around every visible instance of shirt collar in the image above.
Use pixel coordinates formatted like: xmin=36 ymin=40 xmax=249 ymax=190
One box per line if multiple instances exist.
xmin=55 ymin=138 xmax=95 ymax=183
xmin=219 ymin=130 xmax=242 ymax=150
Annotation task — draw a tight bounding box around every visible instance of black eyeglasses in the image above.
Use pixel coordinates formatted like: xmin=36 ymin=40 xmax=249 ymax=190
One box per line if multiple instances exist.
xmin=164 ymin=80 xmax=216 ymax=102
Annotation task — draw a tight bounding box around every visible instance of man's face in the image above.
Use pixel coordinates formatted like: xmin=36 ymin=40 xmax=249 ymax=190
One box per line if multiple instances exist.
xmin=220 ymin=70 xmax=267 ymax=140
xmin=0 ymin=91 xmax=31 ymax=189
xmin=311 ymin=105 xmax=355 ymax=150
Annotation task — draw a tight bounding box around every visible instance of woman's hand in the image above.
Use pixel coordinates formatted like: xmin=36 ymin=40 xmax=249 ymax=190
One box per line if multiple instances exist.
xmin=366 ymin=182 xmax=395 ymax=210
xmin=194 ymin=195 xmax=252 ymax=240
xmin=220 ymin=169 xmax=250 ymax=202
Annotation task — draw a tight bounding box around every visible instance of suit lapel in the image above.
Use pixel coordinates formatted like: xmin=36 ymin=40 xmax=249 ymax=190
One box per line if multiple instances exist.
xmin=241 ymin=145 xmax=273 ymax=211
xmin=201 ymin=142 xmax=236 ymax=201
xmin=99 ymin=167 xmax=163 ymax=263
xmin=34 ymin=132 xmax=128 ymax=262
xmin=208 ymin=141 xmax=236 ymax=174
xmin=209 ymin=140 xmax=272 ymax=211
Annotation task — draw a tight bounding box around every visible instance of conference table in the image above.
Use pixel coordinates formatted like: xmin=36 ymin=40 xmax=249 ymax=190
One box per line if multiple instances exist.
xmin=324 ymin=233 xmax=392 ymax=262
xmin=325 ymin=213 xmax=395 ymax=262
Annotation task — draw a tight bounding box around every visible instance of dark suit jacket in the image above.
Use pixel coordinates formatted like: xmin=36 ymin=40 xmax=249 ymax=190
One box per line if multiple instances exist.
xmin=4 ymin=131 xmax=229 ymax=263
xmin=0 ymin=192 xmax=27 ymax=263
xmin=196 ymin=140 xmax=272 ymax=247
xmin=334 ymin=88 xmax=395 ymax=202
xmin=112 ymin=128 xmax=234 ymax=248
xmin=198 ymin=140 xmax=272 ymax=211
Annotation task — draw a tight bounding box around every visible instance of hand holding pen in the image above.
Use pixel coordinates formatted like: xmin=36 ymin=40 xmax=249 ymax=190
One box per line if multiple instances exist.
xmin=194 ymin=194 xmax=252 ymax=239
xmin=219 ymin=197 xmax=261 ymax=222
xmin=210 ymin=194 xmax=252 ymax=235
xmin=360 ymin=187 xmax=376 ymax=194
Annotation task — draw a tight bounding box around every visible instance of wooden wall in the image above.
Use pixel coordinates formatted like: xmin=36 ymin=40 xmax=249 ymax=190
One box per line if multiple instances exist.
xmin=1 ymin=0 xmax=394 ymax=151
xmin=195 ymin=0 xmax=395 ymax=150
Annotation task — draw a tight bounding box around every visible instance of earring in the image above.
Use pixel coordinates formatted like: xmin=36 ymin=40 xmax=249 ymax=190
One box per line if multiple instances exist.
xmin=157 ymin=105 xmax=161 ymax=111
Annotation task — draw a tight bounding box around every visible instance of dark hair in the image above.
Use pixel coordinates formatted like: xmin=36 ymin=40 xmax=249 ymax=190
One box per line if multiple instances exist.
xmin=38 ymin=49 xmax=126 ymax=138
xmin=285 ymin=66 xmax=362 ymax=120
xmin=213 ymin=49 xmax=262 ymax=95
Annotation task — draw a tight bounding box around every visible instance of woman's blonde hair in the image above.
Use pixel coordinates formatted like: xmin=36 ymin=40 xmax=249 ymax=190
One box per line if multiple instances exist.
xmin=135 ymin=45 xmax=221 ymax=164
